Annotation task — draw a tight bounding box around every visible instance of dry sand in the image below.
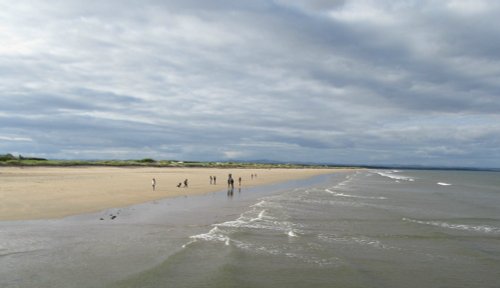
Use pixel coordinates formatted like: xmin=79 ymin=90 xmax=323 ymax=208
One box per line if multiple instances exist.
xmin=0 ymin=166 xmax=344 ymax=221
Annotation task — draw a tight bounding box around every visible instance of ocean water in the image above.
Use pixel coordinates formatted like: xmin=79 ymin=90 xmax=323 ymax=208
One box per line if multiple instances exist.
xmin=1 ymin=170 xmax=499 ymax=288
xmin=114 ymin=170 xmax=500 ymax=288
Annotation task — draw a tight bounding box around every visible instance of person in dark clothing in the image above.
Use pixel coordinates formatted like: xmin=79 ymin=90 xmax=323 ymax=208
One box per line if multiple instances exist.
xmin=227 ymin=174 xmax=233 ymax=188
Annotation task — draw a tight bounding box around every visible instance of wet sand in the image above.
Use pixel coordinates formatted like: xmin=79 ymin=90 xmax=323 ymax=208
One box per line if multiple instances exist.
xmin=0 ymin=167 xmax=340 ymax=220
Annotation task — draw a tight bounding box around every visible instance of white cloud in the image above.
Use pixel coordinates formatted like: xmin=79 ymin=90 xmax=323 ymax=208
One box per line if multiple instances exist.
xmin=0 ymin=0 xmax=499 ymax=167
xmin=446 ymin=0 xmax=489 ymax=15
xmin=0 ymin=136 xmax=33 ymax=142
xmin=223 ymin=150 xmax=248 ymax=159
xmin=328 ymin=1 xmax=397 ymax=25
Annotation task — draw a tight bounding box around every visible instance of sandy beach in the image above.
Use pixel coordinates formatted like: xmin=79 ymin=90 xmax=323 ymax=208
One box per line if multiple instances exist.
xmin=0 ymin=166 xmax=339 ymax=221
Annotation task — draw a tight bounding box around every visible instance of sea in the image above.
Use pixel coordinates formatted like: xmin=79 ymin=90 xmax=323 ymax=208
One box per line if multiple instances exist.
xmin=1 ymin=170 xmax=499 ymax=288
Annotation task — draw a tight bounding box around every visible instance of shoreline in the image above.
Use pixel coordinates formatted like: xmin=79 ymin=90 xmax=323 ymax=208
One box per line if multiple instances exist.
xmin=0 ymin=172 xmax=346 ymax=288
xmin=0 ymin=166 xmax=351 ymax=221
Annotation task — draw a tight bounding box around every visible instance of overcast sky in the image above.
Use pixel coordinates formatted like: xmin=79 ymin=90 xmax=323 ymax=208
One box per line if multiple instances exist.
xmin=1 ymin=0 xmax=499 ymax=167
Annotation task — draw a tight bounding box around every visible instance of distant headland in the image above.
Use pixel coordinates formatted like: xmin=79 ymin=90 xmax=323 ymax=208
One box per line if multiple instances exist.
xmin=1 ymin=153 xmax=497 ymax=171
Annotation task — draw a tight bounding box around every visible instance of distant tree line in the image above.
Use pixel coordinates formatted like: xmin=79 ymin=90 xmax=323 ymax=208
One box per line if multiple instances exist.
xmin=0 ymin=153 xmax=47 ymax=161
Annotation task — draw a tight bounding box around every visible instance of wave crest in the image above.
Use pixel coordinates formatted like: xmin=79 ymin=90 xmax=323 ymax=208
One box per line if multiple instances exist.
xmin=403 ymin=218 xmax=500 ymax=234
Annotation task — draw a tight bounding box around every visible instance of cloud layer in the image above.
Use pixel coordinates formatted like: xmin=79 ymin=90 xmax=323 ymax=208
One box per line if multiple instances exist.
xmin=1 ymin=0 xmax=499 ymax=167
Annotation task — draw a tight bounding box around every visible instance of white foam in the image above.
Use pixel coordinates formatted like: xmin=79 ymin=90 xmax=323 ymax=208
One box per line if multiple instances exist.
xmin=257 ymin=210 xmax=266 ymax=220
xmin=251 ymin=199 xmax=281 ymax=210
xmin=181 ymin=240 xmax=196 ymax=248
xmin=403 ymin=218 xmax=500 ymax=234
xmin=211 ymin=204 xmax=298 ymax=235
xmin=233 ymin=240 xmax=337 ymax=267
xmin=318 ymin=234 xmax=396 ymax=250
xmin=375 ymin=171 xmax=415 ymax=182
xmin=251 ymin=200 xmax=267 ymax=208
xmin=351 ymin=237 xmax=393 ymax=250
xmin=287 ymin=230 xmax=298 ymax=237
xmin=325 ymin=189 xmax=386 ymax=200
xmin=189 ymin=226 xmax=231 ymax=244
xmin=248 ymin=209 xmax=271 ymax=223
xmin=437 ymin=182 xmax=451 ymax=186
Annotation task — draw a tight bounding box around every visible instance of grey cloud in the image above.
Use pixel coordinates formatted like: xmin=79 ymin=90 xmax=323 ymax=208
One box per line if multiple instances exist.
xmin=1 ymin=0 xmax=499 ymax=167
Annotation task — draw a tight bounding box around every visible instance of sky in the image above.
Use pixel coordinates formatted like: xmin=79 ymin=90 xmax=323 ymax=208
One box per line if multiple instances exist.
xmin=1 ymin=0 xmax=500 ymax=168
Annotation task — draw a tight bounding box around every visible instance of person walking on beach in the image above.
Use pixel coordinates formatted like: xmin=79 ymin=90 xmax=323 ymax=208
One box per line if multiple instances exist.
xmin=152 ymin=178 xmax=156 ymax=191
xmin=238 ymin=177 xmax=242 ymax=187
xmin=210 ymin=176 xmax=213 ymax=185
xmin=213 ymin=176 xmax=217 ymax=185
xmin=184 ymin=179 xmax=188 ymax=188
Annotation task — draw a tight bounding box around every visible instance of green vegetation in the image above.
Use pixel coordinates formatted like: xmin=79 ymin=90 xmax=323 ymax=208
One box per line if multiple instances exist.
xmin=0 ymin=153 xmax=18 ymax=161
xmin=0 ymin=154 xmax=49 ymax=165
xmin=0 ymin=154 xmax=351 ymax=169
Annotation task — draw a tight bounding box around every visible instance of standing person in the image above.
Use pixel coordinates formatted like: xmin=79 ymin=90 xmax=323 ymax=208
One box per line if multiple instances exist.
xmin=238 ymin=177 xmax=242 ymax=187
xmin=213 ymin=176 xmax=217 ymax=185
xmin=152 ymin=178 xmax=156 ymax=191
xmin=227 ymin=174 xmax=233 ymax=188
xmin=210 ymin=176 xmax=213 ymax=185
xmin=184 ymin=179 xmax=188 ymax=188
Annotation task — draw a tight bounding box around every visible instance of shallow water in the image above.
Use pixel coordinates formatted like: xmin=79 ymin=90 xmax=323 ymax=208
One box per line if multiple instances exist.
xmin=1 ymin=170 xmax=499 ymax=288
xmin=114 ymin=170 xmax=500 ymax=288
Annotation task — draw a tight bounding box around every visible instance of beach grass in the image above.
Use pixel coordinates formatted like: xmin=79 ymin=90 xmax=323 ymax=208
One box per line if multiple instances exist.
xmin=0 ymin=155 xmax=350 ymax=169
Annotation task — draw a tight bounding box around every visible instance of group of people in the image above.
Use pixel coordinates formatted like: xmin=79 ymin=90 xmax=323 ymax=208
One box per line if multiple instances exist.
xmin=151 ymin=178 xmax=188 ymax=191
xmin=227 ymin=174 xmax=243 ymax=189
xmin=151 ymin=172 xmax=256 ymax=192
xmin=177 ymin=179 xmax=188 ymax=188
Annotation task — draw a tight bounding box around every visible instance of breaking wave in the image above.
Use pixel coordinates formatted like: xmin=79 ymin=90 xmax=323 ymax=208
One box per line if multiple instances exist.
xmin=437 ymin=182 xmax=452 ymax=186
xmin=375 ymin=171 xmax=415 ymax=182
xmin=403 ymin=218 xmax=500 ymax=234
xmin=325 ymin=188 xmax=387 ymax=200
